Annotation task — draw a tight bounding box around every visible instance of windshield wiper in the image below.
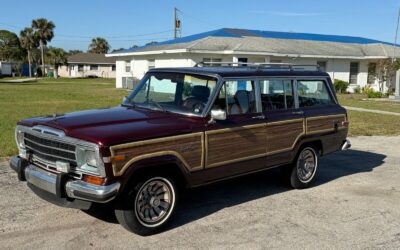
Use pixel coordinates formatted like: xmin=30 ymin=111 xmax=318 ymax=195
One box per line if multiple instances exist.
xmin=147 ymin=99 xmax=166 ymax=112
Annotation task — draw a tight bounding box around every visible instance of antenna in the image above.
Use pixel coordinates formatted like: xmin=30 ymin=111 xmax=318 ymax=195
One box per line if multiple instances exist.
xmin=174 ymin=7 xmax=182 ymax=39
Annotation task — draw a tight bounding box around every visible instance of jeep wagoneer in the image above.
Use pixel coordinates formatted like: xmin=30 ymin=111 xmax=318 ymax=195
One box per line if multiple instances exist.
xmin=10 ymin=62 xmax=350 ymax=235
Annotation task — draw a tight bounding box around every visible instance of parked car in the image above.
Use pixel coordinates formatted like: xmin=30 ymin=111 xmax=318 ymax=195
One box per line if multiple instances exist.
xmin=10 ymin=63 xmax=350 ymax=235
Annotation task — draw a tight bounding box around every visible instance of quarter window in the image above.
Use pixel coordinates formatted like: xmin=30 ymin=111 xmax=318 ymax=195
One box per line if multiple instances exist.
xmin=297 ymin=80 xmax=335 ymax=107
xmin=260 ymin=79 xmax=295 ymax=111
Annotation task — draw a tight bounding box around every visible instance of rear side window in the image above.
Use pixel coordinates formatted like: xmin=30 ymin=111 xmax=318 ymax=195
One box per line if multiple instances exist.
xmin=213 ymin=80 xmax=257 ymax=115
xmin=297 ymin=80 xmax=335 ymax=107
xmin=260 ymin=79 xmax=295 ymax=111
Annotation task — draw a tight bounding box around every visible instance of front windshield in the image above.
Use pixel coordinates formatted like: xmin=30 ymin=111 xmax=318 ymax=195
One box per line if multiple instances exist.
xmin=124 ymin=72 xmax=218 ymax=115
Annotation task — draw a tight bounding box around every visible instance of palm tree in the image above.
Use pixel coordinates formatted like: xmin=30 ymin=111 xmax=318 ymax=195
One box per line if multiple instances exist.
xmin=88 ymin=37 xmax=110 ymax=54
xmin=19 ymin=28 xmax=39 ymax=77
xmin=32 ymin=18 xmax=55 ymax=76
xmin=46 ymin=47 xmax=67 ymax=79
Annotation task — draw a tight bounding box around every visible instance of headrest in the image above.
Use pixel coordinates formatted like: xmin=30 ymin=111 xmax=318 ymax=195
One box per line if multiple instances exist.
xmin=191 ymin=85 xmax=210 ymax=100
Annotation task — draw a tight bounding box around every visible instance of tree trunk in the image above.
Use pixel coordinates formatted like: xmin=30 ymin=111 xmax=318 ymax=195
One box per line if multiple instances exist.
xmin=40 ymin=40 xmax=45 ymax=76
xmin=27 ymin=50 xmax=32 ymax=78
xmin=54 ymin=63 xmax=58 ymax=79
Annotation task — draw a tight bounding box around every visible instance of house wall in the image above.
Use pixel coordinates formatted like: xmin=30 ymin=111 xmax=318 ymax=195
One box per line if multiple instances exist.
xmin=114 ymin=53 xmax=383 ymax=91
xmin=0 ymin=62 xmax=12 ymax=76
xmin=58 ymin=64 xmax=116 ymax=78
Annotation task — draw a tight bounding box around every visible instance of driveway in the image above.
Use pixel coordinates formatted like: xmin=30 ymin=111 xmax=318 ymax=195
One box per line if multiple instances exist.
xmin=1 ymin=136 xmax=399 ymax=249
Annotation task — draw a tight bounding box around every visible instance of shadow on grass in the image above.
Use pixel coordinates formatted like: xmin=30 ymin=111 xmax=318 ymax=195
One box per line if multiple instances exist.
xmin=82 ymin=149 xmax=386 ymax=230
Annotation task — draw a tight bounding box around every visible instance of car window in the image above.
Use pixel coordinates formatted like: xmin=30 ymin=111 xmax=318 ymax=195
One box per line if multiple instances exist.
xmin=297 ymin=80 xmax=334 ymax=107
xmin=213 ymin=80 xmax=257 ymax=115
xmin=259 ymin=79 xmax=295 ymax=111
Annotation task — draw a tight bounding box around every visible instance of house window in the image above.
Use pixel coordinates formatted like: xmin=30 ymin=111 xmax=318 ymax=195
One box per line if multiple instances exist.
xmin=90 ymin=65 xmax=98 ymax=71
xmin=203 ymin=58 xmax=222 ymax=67
xmin=78 ymin=65 xmax=84 ymax=72
xmin=238 ymin=58 xmax=248 ymax=65
xmin=125 ymin=61 xmax=131 ymax=72
xmin=111 ymin=65 xmax=116 ymax=71
xmin=349 ymin=62 xmax=359 ymax=84
xmin=148 ymin=59 xmax=155 ymax=69
xmin=367 ymin=63 xmax=377 ymax=84
xmin=317 ymin=61 xmax=327 ymax=72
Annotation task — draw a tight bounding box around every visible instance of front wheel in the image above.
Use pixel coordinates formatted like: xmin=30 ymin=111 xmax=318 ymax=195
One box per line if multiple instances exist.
xmin=115 ymin=176 xmax=178 ymax=235
xmin=290 ymin=146 xmax=319 ymax=189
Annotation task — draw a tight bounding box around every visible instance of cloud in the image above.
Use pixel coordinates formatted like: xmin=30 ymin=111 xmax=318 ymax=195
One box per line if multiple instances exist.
xmin=249 ymin=11 xmax=323 ymax=17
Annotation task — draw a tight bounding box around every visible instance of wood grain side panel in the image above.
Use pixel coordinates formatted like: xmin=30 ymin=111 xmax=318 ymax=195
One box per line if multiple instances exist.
xmin=110 ymin=133 xmax=203 ymax=176
xmin=206 ymin=125 xmax=267 ymax=168
xmin=306 ymin=114 xmax=346 ymax=135
xmin=266 ymin=119 xmax=304 ymax=155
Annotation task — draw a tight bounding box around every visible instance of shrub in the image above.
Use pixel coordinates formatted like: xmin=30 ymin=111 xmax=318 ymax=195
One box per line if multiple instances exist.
xmin=362 ymin=85 xmax=384 ymax=98
xmin=353 ymin=86 xmax=361 ymax=94
xmin=333 ymin=79 xmax=350 ymax=93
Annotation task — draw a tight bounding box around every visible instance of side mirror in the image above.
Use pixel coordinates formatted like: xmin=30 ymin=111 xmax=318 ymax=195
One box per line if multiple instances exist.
xmin=210 ymin=109 xmax=226 ymax=122
xmin=122 ymin=96 xmax=128 ymax=103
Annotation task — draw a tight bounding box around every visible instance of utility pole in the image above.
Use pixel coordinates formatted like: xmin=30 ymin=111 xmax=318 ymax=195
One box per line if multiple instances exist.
xmin=174 ymin=7 xmax=181 ymax=39
xmin=393 ymin=6 xmax=400 ymax=61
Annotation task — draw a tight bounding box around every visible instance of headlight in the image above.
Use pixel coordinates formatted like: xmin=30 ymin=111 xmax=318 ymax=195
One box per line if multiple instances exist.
xmin=76 ymin=147 xmax=104 ymax=176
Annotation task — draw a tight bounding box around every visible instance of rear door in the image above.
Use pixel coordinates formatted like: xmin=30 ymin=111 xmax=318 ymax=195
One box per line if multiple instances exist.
xmin=260 ymin=78 xmax=305 ymax=166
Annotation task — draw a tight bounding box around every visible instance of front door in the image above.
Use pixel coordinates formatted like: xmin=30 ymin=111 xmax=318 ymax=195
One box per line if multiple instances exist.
xmin=205 ymin=79 xmax=267 ymax=169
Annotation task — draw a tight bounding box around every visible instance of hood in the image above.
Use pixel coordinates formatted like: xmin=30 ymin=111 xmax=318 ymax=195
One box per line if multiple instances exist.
xmin=18 ymin=106 xmax=205 ymax=146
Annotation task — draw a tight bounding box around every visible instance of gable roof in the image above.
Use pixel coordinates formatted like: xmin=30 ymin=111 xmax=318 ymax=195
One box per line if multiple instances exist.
xmin=68 ymin=53 xmax=116 ymax=64
xmin=107 ymin=28 xmax=400 ymax=59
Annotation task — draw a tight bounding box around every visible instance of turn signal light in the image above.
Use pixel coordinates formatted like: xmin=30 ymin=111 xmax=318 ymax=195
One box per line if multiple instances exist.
xmin=341 ymin=121 xmax=349 ymax=127
xmin=83 ymin=175 xmax=106 ymax=185
xmin=111 ymin=155 xmax=126 ymax=162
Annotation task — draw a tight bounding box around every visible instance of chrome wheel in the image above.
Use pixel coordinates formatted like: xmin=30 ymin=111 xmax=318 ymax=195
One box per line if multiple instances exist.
xmin=134 ymin=177 xmax=175 ymax=227
xmin=296 ymin=147 xmax=318 ymax=183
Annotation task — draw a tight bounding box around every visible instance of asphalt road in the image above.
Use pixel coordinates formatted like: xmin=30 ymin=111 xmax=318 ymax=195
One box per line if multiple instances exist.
xmin=1 ymin=136 xmax=399 ymax=249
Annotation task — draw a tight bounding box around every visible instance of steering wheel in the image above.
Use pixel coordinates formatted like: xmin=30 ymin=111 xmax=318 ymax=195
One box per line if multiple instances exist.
xmin=192 ymin=102 xmax=205 ymax=113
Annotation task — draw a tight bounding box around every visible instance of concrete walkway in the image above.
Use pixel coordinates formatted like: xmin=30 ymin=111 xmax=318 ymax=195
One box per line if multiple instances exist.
xmin=0 ymin=78 xmax=37 ymax=83
xmin=344 ymin=106 xmax=400 ymax=116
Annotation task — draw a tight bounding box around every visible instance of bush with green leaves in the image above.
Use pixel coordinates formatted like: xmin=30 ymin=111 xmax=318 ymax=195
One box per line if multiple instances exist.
xmin=362 ymin=86 xmax=384 ymax=98
xmin=353 ymin=86 xmax=361 ymax=94
xmin=333 ymin=79 xmax=350 ymax=93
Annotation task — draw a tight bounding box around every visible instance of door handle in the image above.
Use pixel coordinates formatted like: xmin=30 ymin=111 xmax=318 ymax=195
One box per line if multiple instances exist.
xmin=252 ymin=115 xmax=266 ymax=119
xmin=292 ymin=111 xmax=304 ymax=115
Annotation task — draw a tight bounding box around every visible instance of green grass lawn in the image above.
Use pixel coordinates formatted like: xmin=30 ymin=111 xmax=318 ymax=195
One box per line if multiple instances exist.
xmin=338 ymin=94 xmax=400 ymax=113
xmin=0 ymin=78 xmax=126 ymax=157
xmin=0 ymin=80 xmax=399 ymax=157
xmin=347 ymin=110 xmax=400 ymax=136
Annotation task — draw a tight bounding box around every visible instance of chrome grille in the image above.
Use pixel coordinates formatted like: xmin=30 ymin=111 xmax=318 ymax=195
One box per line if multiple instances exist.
xmin=24 ymin=132 xmax=77 ymax=167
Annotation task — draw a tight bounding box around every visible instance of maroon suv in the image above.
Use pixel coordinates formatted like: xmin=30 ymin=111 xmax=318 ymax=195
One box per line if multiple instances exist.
xmin=10 ymin=64 xmax=350 ymax=235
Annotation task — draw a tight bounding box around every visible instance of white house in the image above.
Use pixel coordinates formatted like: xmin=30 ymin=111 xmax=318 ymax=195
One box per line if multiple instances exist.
xmin=107 ymin=28 xmax=400 ymax=91
xmin=0 ymin=61 xmax=12 ymax=76
xmin=58 ymin=53 xmax=116 ymax=78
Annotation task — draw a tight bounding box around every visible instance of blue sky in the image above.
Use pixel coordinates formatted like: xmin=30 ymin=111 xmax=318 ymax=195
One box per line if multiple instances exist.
xmin=1 ymin=0 xmax=399 ymax=51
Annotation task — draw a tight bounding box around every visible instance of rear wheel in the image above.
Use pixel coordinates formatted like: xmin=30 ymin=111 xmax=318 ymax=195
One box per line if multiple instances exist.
xmin=289 ymin=146 xmax=319 ymax=189
xmin=115 ymin=175 xmax=178 ymax=235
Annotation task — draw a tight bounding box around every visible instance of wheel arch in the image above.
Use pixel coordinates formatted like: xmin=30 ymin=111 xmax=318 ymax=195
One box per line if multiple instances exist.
xmin=117 ymin=154 xmax=190 ymax=194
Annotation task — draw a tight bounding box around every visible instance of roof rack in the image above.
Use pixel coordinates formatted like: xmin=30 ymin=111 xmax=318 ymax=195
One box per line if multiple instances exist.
xmin=194 ymin=61 xmax=321 ymax=71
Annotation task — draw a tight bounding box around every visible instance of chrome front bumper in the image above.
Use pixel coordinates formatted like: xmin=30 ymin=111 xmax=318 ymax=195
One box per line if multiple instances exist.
xmin=10 ymin=156 xmax=120 ymax=204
